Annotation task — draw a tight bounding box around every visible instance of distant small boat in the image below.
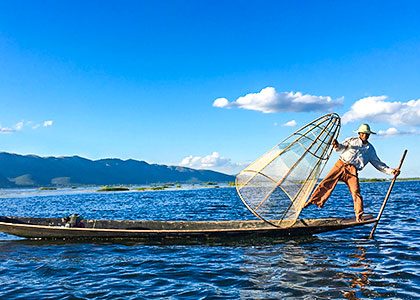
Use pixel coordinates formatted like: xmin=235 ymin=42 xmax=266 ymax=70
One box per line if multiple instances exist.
xmin=0 ymin=215 xmax=376 ymax=242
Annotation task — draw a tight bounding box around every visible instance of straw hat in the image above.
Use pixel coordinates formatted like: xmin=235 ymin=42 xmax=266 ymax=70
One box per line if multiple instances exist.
xmin=354 ymin=124 xmax=376 ymax=134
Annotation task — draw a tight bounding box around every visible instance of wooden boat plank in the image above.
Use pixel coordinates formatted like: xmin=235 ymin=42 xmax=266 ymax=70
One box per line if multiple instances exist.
xmin=0 ymin=215 xmax=376 ymax=241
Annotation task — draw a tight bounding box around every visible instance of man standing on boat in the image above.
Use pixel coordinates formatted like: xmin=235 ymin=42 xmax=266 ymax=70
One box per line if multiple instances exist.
xmin=304 ymin=124 xmax=400 ymax=222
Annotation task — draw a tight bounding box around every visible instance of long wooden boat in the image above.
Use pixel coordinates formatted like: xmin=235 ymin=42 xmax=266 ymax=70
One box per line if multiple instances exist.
xmin=0 ymin=215 xmax=376 ymax=242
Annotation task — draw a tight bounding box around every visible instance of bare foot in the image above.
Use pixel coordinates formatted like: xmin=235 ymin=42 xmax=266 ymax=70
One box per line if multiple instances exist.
xmin=356 ymin=216 xmax=362 ymax=222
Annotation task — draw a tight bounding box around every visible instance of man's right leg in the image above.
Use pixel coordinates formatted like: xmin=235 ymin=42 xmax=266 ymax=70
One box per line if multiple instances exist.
xmin=342 ymin=165 xmax=363 ymax=222
xmin=304 ymin=160 xmax=344 ymax=208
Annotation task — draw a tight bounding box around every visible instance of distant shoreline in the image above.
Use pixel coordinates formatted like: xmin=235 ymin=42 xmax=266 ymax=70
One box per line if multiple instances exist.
xmin=0 ymin=183 xmax=236 ymax=197
xmin=1 ymin=178 xmax=418 ymax=193
xmin=1 ymin=177 xmax=420 ymax=189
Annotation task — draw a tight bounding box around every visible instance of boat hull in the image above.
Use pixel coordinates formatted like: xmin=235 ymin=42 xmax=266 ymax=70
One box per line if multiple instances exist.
xmin=0 ymin=215 xmax=376 ymax=242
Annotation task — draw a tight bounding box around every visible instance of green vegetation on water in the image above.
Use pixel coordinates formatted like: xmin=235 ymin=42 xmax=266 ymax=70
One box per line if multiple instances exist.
xmin=151 ymin=186 xmax=165 ymax=190
xmin=396 ymin=177 xmax=420 ymax=181
xmin=359 ymin=178 xmax=388 ymax=183
xmin=204 ymin=182 xmax=217 ymax=185
xmin=228 ymin=182 xmax=235 ymax=186
xmin=133 ymin=185 xmax=167 ymax=191
xmin=97 ymin=186 xmax=130 ymax=192
xmin=39 ymin=187 xmax=57 ymax=190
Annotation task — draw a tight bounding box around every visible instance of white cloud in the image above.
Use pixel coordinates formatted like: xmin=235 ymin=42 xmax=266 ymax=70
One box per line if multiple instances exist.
xmin=44 ymin=120 xmax=53 ymax=127
xmin=281 ymin=120 xmax=297 ymax=127
xmin=213 ymin=98 xmax=230 ymax=108
xmin=15 ymin=121 xmax=24 ymax=131
xmin=0 ymin=120 xmax=53 ymax=133
xmin=180 ymin=152 xmax=249 ymax=174
xmin=0 ymin=121 xmax=24 ymax=134
xmin=213 ymin=87 xmax=342 ymax=113
xmin=0 ymin=126 xmax=15 ymax=134
xmin=342 ymin=96 xmax=420 ymax=126
xmin=180 ymin=152 xmax=230 ymax=169
xmin=377 ymin=127 xmax=417 ymax=138
xmin=378 ymin=127 xmax=399 ymax=136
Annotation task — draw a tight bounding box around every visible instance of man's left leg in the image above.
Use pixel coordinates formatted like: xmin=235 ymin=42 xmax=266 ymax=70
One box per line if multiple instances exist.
xmin=343 ymin=165 xmax=364 ymax=222
xmin=304 ymin=160 xmax=344 ymax=208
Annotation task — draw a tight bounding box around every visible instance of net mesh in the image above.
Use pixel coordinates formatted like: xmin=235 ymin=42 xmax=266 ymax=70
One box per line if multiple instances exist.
xmin=235 ymin=113 xmax=341 ymax=226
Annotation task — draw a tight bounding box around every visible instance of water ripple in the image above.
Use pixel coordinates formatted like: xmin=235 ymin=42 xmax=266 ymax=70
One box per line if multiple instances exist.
xmin=0 ymin=182 xmax=419 ymax=299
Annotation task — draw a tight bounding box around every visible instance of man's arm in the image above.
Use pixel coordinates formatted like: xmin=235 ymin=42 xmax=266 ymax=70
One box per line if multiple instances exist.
xmin=333 ymin=137 xmax=351 ymax=152
xmin=370 ymin=147 xmax=396 ymax=175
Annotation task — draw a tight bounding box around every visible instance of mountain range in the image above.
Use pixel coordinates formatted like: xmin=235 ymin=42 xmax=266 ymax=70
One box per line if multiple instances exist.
xmin=0 ymin=152 xmax=235 ymax=188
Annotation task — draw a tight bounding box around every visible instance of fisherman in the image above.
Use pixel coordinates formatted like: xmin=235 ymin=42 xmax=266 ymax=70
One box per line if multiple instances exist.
xmin=304 ymin=124 xmax=400 ymax=222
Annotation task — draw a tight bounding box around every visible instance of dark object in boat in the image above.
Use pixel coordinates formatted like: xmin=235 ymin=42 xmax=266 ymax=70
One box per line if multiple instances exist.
xmin=0 ymin=215 xmax=376 ymax=242
xmin=61 ymin=214 xmax=85 ymax=228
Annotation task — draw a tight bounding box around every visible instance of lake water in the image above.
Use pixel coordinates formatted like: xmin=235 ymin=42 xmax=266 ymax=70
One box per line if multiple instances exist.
xmin=0 ymin=181 xmax=419 ymax=299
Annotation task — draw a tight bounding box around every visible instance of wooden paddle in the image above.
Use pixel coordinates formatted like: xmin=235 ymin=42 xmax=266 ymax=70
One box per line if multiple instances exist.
xmin=368 ymin=149 xmax=408 ymax=239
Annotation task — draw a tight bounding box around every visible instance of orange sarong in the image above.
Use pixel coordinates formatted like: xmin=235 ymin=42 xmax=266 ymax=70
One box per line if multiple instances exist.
xmin=305 ymin=159 xmax=363 ymax=218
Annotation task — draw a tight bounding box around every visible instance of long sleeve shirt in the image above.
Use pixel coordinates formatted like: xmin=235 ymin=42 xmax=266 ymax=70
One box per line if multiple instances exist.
xmin=335 ymin=136 xmax=393 ymax=175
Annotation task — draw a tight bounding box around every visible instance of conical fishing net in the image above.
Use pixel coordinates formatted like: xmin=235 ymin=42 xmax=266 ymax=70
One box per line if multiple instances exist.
xmin=236 ymin=113 xmax=341 ymax=226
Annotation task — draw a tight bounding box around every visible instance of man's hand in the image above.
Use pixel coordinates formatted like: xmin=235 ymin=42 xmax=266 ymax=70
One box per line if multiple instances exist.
xmin=332 ymin=139 xmax=338 ymax=148
xmin=392 ymin=168 xmax=400 ymax=176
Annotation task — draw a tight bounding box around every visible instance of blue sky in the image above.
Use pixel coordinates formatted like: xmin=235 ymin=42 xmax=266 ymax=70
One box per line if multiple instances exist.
xmin=0 ymin=0 xmax=419 ymax=177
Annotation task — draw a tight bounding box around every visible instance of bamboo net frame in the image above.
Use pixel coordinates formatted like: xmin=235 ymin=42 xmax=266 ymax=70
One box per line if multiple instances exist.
xmin=235 ymin=113 xmax=341 ymax=227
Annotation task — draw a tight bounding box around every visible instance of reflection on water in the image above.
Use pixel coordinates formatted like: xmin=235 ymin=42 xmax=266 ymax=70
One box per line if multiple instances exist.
xmin=0 ymin=182 xmax=419 ymax=299
xmin=339 ymin=246 xmax=374 ymax=299
xmin=237 ymin=241 xmax=376 ymax=299
xmin=338 ymin=243 xmax=380 ymax=299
